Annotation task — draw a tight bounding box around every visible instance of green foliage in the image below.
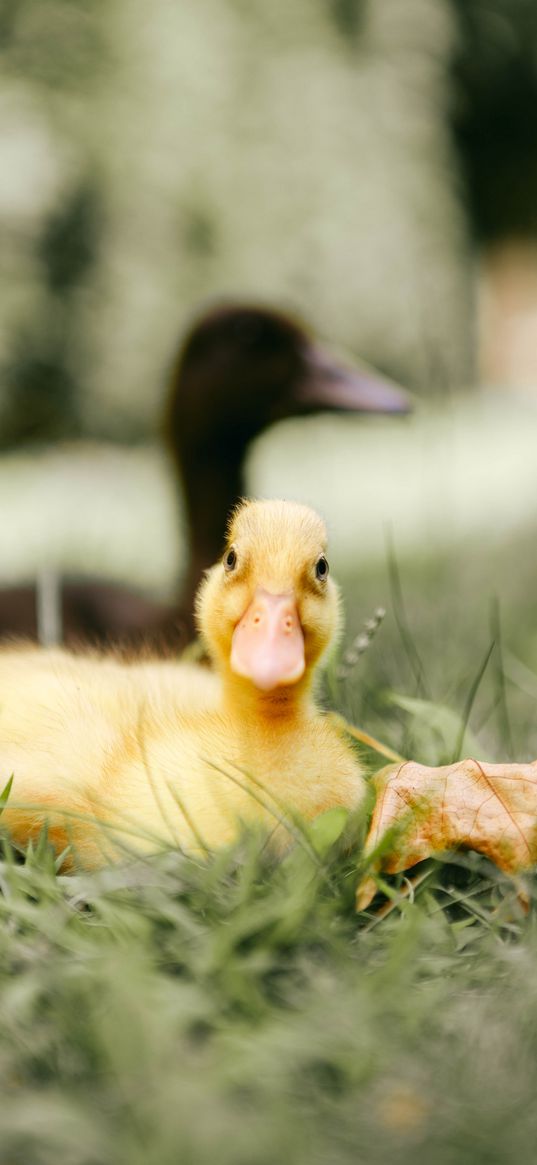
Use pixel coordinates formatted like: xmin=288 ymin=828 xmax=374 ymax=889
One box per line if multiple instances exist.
xmin=1 ymin=178 xmax=103 ymax=446
xmin=0 ymin=0 xmax=473 ymax=448
xmin=326 ymin=0 xmax=366 ymax=42
xmin=450 ymin=0 xmax=537 ymax=238
xmin=0 ymin=773 xmax=14 ymax=811
xmin=389 ymin=692 xmax=483 ymax=765
xmin=0 ymin=821 xmax=537 ymax=1163
xmin=0 ymin=0 xmax=111 ymax=88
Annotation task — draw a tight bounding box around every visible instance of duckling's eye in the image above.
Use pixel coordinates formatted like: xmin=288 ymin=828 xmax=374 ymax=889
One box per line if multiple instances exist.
xmin=315 ymin=555 xmax=329 ymax=582
xmin=224 ymin=547 xmax=237 ymax=572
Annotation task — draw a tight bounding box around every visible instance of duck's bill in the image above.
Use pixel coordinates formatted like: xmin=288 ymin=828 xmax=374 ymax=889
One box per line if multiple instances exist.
xmin=298 ymin=342 xmax=411 ymax=415
xmin=231 ymin=589 xmax=305 ymax=692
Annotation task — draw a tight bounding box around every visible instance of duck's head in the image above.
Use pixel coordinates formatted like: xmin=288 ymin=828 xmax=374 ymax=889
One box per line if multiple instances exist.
xmin=196 ymin=499 xmax=340 ymax=699
xmin=168 ymin=302 xmax=409 ymax=465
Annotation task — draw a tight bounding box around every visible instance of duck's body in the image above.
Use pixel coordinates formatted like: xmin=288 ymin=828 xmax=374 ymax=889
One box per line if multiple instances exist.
xmin=0 ymin=645 xmax=358 ymax=867
xmin=0 ymin=500 xmax=365 ymax=868
xmin=0 ymin=303 xmax=408 ymax=650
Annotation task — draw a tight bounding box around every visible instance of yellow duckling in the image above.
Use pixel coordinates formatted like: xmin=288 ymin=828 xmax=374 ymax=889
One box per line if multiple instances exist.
xmin=0 ymin=500 xmax=365 ymax=868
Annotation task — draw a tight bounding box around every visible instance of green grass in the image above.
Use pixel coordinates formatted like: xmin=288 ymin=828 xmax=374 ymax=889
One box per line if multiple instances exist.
xmin=2 ymin=824 xmax=537 ymax=1164
xmin=2 ymin=538 xmax=537 ymax=1165
xmin=338 ymin=524 xmax=537 ymax=764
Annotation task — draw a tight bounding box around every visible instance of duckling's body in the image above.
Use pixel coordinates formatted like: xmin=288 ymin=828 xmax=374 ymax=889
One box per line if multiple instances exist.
xmin=0 ymin=501 xmax=365 ymax=868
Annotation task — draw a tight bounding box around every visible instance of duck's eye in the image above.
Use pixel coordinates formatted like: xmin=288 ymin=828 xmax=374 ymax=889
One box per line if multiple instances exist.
xmin=315 ymin=555 xmax=329 ymax=582
xmin=224 ymin=547 xmax=237 ymax=572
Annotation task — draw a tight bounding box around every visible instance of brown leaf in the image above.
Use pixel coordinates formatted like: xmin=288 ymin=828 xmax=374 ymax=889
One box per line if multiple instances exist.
xmin=357 ymin=757 xmax=537 ymax=910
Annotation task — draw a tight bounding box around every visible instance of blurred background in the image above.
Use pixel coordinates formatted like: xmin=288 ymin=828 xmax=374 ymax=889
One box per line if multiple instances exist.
xmin=1 ymin=0 xmax=537 ymax=753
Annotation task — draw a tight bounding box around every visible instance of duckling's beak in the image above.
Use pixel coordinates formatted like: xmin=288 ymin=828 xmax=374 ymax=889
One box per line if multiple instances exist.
xmin=297 ymin=343 xmax=411 ymax=415
xmin=230 ymin=589 xmax=305 ymax=692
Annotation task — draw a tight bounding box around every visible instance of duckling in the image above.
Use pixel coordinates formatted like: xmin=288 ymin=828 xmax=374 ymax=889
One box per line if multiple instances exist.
xmin=0 ymin=303 xmax=408 ymax=649
xmin=0 ymin=500 xmax=365 ymax=869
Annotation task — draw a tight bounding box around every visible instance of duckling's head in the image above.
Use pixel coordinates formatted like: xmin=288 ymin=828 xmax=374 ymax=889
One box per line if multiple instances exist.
xmin=196 ymin=499 xmax=341 ymax=698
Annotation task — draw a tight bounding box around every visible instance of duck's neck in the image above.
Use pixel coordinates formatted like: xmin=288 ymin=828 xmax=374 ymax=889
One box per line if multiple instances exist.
xmin=178 ymin=450 xmax=245 ymax=624
xmin=220 ymin=668 xmax=315 ymax=732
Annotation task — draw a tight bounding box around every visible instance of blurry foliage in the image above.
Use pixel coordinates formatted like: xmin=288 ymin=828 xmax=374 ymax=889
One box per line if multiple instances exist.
xmin=0 ymin=0 xmax=111 ymax=88
xmin=0 ymin=0 xmax=110 ymax=446
xmin=1 ymin=180 xmax=102 ymax=446
xmin=326 ymin=0 xmax=366 ymax=43
xmin=449 ymin=0 xmax=537 ymax=241
xmin=0 ymin=813 xmax=537 ymax=1163
xmin=7 ymin=0 xmax=537 ymax=440
xmin=39 ymin=181 xmax=102 ymax=296
xmin=0 ymin=0 xmax=474 ymax=446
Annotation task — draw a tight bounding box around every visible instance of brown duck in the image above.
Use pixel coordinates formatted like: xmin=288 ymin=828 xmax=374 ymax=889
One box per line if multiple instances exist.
xmin=0 ymin=303 xmax=409 ymax=650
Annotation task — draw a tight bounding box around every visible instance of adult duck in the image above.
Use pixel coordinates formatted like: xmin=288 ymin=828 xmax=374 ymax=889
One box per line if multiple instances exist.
xmin=0 ymin=303 xmax=409 ymax=649
xmin=0 ymin=499 xmax=366 ymax=867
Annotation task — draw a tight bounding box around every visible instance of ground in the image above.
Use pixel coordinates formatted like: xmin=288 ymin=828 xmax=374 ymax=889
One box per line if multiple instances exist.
xmin=0 ymin=396 xmax=536 ymax=1162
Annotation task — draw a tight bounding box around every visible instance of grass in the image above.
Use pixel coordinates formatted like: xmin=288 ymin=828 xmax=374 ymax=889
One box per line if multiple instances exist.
xmin=1 ymin=535 xmax=537 ymax=1164
xmin=2 ymin=824 xmax=537 ymax=1164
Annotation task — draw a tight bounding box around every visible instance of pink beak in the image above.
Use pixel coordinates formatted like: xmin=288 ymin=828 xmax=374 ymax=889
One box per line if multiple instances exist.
xmin=230 ymin=589 xmax=305 ymax=692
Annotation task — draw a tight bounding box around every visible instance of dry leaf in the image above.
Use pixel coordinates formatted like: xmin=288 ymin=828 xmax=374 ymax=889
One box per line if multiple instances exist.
xmin=357 ymin=757 xmax=537 ymax=910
